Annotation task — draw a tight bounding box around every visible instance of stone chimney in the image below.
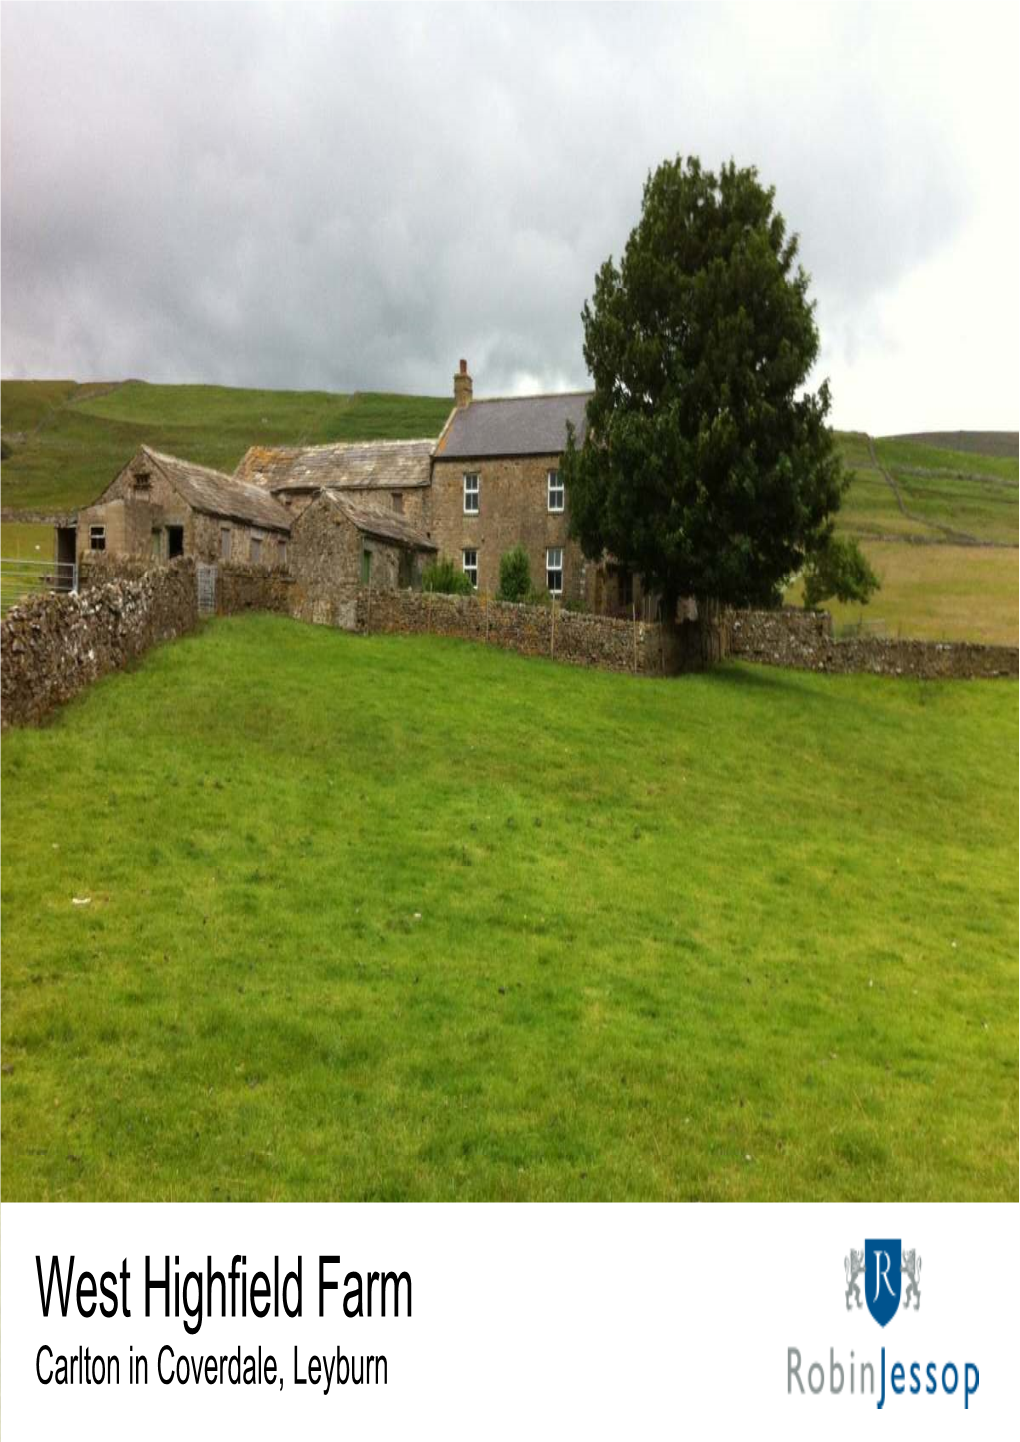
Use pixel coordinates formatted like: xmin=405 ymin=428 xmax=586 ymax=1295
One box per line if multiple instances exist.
xmin=453 ymin=358 xmax=473 ymax=409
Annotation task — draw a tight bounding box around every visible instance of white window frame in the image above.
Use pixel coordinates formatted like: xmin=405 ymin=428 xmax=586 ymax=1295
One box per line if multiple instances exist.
xmin=547 ymin=468 xmax=564 ymax=512
xmin=463 ymin=472 xmax=480 ymax=514
xmin=89 ymin=525 xmax=106 ymax=552
xmin=462 ymin=548 xmax=479 ymax=589
xmin=546 ymin=547 xmax=563 ymax=596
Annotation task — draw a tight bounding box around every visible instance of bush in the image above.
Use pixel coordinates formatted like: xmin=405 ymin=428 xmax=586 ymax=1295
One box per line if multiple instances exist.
xmin=421 ymin=556 xmax=473 ymax=596
xmin=496 ymin=545 xmax=532 ymax=602
xmin=0 ymin=439 xmax=12 ymax=461
xmin=802 ymin=535 xmax=880 ymax=609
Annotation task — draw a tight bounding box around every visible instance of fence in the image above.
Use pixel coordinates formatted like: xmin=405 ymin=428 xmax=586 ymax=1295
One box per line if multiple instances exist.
xmin=0 ymin=557 xmax=77 ymax=616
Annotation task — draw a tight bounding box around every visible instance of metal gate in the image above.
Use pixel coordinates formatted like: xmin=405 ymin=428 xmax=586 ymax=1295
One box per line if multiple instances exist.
xmin=196 ymin=563 xmax=217 ymax=617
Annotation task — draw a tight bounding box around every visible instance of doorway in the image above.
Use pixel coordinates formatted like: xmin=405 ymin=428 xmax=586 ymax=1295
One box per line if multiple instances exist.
xmin=55 ymin=527 xmax=76 ymax=591
xmin=167 ymin=526 xmax=185 ymax=559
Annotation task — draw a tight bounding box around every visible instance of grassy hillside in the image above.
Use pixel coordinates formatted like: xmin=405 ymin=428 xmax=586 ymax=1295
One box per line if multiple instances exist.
xmin=2 ymin=379 xmax=1016 ymax=642
xmin=1 ymin=618 xmax=1016 ymax=1201
xmin=0 ymin=379 xmax=453 ymax=513
xmin=784 ymin=429 xmax=1017 ymax=644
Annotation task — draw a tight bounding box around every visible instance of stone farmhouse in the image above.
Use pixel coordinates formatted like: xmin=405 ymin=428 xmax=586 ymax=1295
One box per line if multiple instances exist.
xmin=65 ymin=362 xmax=654 ymax=619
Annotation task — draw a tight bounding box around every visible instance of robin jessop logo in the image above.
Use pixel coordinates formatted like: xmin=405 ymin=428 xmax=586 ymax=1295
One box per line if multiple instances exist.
xmin=844 ymin=1239 xmax=921 ymax=1326
xmin=787 ymin=1239 xmax=980 ymax=1410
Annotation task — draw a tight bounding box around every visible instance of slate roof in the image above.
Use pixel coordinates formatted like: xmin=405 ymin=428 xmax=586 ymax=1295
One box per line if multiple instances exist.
xmin=322 ymin=491 xmax=437 ymax=550
xmin=435 ymin=392 xmax=592 ymax=459
xmin=140 ymin=447 xmax=290 ymax=532
xmin=234 ymin=439 xmax=434 ymax=493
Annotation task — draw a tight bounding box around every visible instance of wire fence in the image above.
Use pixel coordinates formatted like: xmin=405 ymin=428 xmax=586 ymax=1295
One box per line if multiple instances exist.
xmin=0 ymin=557 xmax=78 ymax=616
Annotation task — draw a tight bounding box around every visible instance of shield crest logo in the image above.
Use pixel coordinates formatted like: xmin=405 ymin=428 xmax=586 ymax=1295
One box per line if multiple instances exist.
xmin=864 ymin=1239 xmax=902 ymax=1327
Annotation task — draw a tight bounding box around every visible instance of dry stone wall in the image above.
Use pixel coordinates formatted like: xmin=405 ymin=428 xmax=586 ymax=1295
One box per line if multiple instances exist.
xmin=353 ymin=586 xmax=709 ymax=675
xmin=215 ymin=563 xmax=293 ymax=616
xmin=726 ymin=607 xmax=1018 ymax=679
xmin=1 ymin=558 xmax=198 ymax=727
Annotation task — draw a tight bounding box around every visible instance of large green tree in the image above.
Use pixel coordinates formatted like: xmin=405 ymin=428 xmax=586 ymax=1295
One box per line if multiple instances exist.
xmin=563 ymin=156 xmax=851 ymax=615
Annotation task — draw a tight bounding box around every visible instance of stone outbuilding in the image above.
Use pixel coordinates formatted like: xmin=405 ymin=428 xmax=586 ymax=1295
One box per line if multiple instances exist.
xmin=73 ymin=446 xmax=291 ymax=569
xmin=290 ymin=490 xmax=437 ymax=628
xmin=234 ymin=438 xmax=435 ymax=531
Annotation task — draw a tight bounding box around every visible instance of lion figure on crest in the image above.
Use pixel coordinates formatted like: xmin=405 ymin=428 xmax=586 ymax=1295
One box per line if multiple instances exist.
xmin=902 ymin=1250 xmax=922 ymax=1310
xmin=844 ymin=1249 xmax=864 ymax=1310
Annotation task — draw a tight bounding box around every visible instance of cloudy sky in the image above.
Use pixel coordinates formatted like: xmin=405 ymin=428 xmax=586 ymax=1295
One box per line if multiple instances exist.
xmin=1 ymin=2 xmax=1017 ymax=432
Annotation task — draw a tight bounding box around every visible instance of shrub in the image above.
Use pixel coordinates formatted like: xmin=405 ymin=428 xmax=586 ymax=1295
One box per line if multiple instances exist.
xmin=0 ymin=438 xmax=12 ymax=461
xmin=802 ymin=535 xmax=880 ymax=609
xmin=496 ymin=545 xmax=532 ymax=602
xmin=421 ymin=556 xmax=473 ymax=596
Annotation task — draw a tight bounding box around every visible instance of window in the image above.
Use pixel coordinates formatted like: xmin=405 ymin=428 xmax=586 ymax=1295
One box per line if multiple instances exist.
xmin=278 ymin=538 xmax=287 ymax=567
xmin=463 ymin=472 xmax=479 ymax=514
xmin=547 ymin=469 xmax=564 ymax=512
xmin=462 ymin=548 xmax=478 ymax=588
xmin=250 ymin=535 xmax=262 ymax=564
xmin=546 ymin=547 xmax=563 ymax=596
xmin=133 ymin=470 xmax=151 ymax=493
xmin=220 ymin=526 xmax=232 ymax=560
xmin=391 ymin=492 xmax=404 ymax=513
xmin=89 ymin=525 xmax=106 ymax=552
xmin=361 ymin=548 xmax=373 ymax=584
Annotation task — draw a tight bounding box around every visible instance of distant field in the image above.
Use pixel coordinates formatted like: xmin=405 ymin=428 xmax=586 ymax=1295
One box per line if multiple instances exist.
xmin=1 ymin=379 xmax=452 ymax=513
xmin=787 ymin=430 xmax=1018 ymax=644
xmin=787 ymin=541 xmax=1018 ymax=646
xmin=2 ymin=618 xmax=1016 ymax=1201
xmin=883 ymin=431 xmax=1019 ymax=461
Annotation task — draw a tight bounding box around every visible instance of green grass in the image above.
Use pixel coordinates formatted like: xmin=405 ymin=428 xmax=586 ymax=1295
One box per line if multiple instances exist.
xmin=787 ymin=432 xmax=1019 ymax=643
xmin=1 ymin=379 xmax=453 ymax=512
xmin=2 ymin=617 xmax=1016 ymax=1201
xmin=874 ymin=436 xmax=1018 ymax=484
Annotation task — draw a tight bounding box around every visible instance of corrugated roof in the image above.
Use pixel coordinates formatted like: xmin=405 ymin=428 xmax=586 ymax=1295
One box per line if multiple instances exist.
xmin=142 ymin=447 xmax=290 ymax=532
xmin=322 ymin=491 xmax=437 ymax=550
xmin=234 ymin=439 xmax=434 ymax=493
xmin=435 ymin=393 xmax=591 ymax=459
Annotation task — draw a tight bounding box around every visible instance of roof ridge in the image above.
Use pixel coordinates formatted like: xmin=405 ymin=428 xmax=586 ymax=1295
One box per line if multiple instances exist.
xmin=142 ymin=445 xmax=235 ymax=482
xmin=470 ymin=390 xmax=593 ymax=404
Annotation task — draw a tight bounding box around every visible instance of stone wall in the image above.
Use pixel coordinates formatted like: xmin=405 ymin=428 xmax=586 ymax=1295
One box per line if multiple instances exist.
xmin=352 ymin=586 xmax=710 ymax=675
xmin=726 ymin=607 xmax=1018 ymax=679
xmin=1 ymin=558 xmax=199 ymax=728
xmin=430 ymin=454 xmax=590 ymax=603
xmin=215 ymin=563 xmax=294 ymax=616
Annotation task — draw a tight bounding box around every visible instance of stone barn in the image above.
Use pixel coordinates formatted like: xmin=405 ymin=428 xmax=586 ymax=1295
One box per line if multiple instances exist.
xmin=234 ymin=438 xmax=435 ymax=530
xmin=290 ymin=490 xmax=437 ymax=628
xmin=74 ymin=446 xmax=290 ymax=568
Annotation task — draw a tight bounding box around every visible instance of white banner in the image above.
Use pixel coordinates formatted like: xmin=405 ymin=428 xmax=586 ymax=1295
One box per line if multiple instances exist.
xmin=0 ymin=1201 xmax=1012 ymax=1438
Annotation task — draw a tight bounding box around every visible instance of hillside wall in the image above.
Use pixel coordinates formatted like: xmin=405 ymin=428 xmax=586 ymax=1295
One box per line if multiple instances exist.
xmin=726 ymin=607 xmax=1018 ymax=679
xmin=1 ymin=558 xmax=198 ymax=727
xmin=350 ymin=586 xmax=711 ymax=675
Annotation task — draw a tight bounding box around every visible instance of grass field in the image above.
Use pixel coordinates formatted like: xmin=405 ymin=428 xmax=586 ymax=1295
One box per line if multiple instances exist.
xmin=1 ymin=617 xmax=1016 ymax=1201
xmin=784 ymin=429 xmax=1017 ymax=643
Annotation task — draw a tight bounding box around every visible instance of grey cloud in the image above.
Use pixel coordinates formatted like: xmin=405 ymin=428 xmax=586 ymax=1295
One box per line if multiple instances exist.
xmin=1 ymin=2 xmax=1011 ymax=422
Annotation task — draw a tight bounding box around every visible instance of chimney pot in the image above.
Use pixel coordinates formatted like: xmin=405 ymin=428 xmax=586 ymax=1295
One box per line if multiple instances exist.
xmin=459 ymin=359 xmax=467 ymax=375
